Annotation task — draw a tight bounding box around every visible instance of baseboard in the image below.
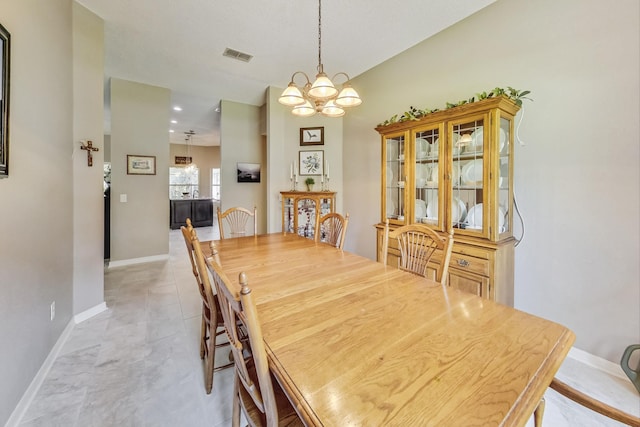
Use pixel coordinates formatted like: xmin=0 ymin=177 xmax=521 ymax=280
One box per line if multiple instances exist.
xmin=107 ymin=253 xmax=169 ymax=268
xmin=73 ymin=302 xmax=107 ymax=324
xmin=568 ymin=347 xmax=628 ymax=381
xmin=4 ymin=319 xmax=75 ymax=427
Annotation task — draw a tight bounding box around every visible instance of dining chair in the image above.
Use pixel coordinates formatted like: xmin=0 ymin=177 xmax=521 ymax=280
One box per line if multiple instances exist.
xmin=180 ymin=219 xmax=232 ymax=394
xmin=533 ymin=377 xmax=640 ymax=427
xmin=207 ymin=262 xmax=303 ymax=427
xmin=381 ymin=219 xmax=454 ymax=285
xmin=314 ymin=212 xmax=350 ymax=249
xmin=217 ymin=206 xmax=257 ymax=239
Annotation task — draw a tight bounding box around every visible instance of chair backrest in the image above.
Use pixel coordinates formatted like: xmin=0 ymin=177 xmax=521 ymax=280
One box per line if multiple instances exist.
xmin=546 ymin=377 xmax=640 ymax=426
xmin=180 ymin=218 xmax=208 ymax=301
xmin=381 ymin=220 xmax=454 ymax=285
xmin=207 ymin=261 xmax=279 ymax=426
xmin=314 ymin=212 xmax=350 ymax=249
xmin=186 ymin=222 xmax=218 ymax=321
xmin=217 ymin=206 xmax=257 ymax=239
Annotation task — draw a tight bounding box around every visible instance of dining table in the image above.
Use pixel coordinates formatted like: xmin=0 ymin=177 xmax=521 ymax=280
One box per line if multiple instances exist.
xmin=202 ymin=232 xmax=575 ymax=426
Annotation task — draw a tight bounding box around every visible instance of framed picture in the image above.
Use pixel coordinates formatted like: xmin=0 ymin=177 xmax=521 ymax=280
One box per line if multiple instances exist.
xmin=127 ymin=155 xmax=156 ymax=175
xmin=237 ymin=162 xmax=261 ymax=183
xmin=299 ymin=150 xmax=323 ymax=176
xmin=174 ymin=156 xmax=192 ymax=165
xmin=0 ymin=23 xmax=11 ymax=178
xmin=300 ymin=127 xmax=324 ymax=146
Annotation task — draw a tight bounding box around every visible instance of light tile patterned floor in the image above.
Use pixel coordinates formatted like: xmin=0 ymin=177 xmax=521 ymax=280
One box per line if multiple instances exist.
xmin=18 ymin=226 xmax=639 ymax=426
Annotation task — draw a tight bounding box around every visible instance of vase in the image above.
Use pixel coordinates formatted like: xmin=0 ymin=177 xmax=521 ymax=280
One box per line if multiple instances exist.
xmin=306 ymin=184 xmax=313 ymax=191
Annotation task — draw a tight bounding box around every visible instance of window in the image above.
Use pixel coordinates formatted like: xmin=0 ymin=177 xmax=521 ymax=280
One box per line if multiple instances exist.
xmin=170 ymin=167 xmax=199 ymax=199
xmin=211 ymin=168 xmax=220 ymax=201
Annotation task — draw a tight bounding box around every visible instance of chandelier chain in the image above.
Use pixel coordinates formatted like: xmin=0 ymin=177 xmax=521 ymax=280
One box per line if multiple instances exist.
xmin=317 ymin=0 xmax=322 ymax=72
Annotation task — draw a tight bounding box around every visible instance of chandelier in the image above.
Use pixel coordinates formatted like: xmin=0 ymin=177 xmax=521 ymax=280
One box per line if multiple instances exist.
xmin=278 ymin=0 xmax=361 ymax=117
xmin=184 ymin=130 xmax=197 ymax=173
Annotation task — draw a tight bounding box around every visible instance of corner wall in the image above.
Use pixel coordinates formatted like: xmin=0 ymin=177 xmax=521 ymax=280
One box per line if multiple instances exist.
xmin=109 ymin=78 xmax=170 ymax=261
xmin=72 ymin=2 xmax=105 ymax=315
xmin=0 ymin=1 xmax=74 ymax=423
xmin=343 ymin=0 xmax=640 ymax=362
xmin=219 ymin=100 xmax=266 ymax=232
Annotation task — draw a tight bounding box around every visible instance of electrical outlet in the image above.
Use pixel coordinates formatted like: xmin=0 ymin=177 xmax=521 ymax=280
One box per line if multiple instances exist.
xmin=50 ymin=301 xmax=55 ymax=321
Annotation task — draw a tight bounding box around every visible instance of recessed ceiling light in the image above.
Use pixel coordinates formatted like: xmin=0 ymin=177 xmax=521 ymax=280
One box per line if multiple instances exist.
xmin=173 ymin=106 xmax=182 ymax=111
xmin=171 ymin=120 xmax=177 ymax=124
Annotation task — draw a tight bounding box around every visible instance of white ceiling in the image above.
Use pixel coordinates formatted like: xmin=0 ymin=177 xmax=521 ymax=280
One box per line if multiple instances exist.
xmin=76 ymin=0 xmax=495 ymax=146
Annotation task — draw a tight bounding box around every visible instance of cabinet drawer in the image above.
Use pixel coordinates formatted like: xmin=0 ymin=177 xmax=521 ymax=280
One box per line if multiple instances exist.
xmin=450 ymin=252 xmax=490 ymax=277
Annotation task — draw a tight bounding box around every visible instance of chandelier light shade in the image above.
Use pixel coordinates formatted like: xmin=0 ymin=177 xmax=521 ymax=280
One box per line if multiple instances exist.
xmin=278 ymin=0 xmax=361 ymax=117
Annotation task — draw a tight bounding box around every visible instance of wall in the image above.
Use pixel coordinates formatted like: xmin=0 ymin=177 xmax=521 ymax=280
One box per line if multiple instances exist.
xmin=0 ymin=0 xmax=74 ymax=424
xmin=219 ymin=100 xmax=266 ymax=233
xmin=265 ymin=86 xmax=344 ymax=233
xmin=343 ymin=0 xmax=640 ymax=362
xmin=169 ymin=143 xmax=220 ymax=198
xmin=72 ymin=2 xmax=105 ymax=316
xmin=109 ymin=78 xmax=170 ymax=262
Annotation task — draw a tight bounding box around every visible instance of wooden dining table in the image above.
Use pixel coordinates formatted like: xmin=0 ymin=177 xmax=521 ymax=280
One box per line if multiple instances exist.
xmin=202 ymin=232 xmax=575 ymax=426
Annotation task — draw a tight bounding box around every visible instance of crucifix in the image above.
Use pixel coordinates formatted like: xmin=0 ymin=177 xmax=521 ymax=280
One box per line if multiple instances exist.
xmin=80 ymin=140 xmax=99 ymax=167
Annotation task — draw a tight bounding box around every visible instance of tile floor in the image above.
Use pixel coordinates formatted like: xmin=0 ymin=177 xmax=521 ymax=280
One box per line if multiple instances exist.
xmin=18 ymin=226 xmax=640 ymax=426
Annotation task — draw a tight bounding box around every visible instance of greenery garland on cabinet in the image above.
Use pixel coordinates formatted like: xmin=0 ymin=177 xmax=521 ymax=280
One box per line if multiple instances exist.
xmin=378 ymin=87 xmax=532 ymax=127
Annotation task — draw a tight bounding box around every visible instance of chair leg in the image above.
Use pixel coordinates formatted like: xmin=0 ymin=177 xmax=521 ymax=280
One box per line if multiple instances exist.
xmin=534 ymin=397 xmax=546 ymax=427
xmin=232 ymin=375 xmax=241 ymax=427
xmin=204 ymin=323 xmax=216 ymax=394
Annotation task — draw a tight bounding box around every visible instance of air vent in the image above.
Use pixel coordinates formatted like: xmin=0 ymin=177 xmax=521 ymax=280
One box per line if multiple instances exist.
xmin=223 ymin=48 xmax=253 ymax=63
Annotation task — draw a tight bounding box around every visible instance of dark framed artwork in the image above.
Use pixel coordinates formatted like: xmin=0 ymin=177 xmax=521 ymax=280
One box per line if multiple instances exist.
xmin=175 ymin=156 xmax=192 ymax=165
xmin=237 ymin=162 xmax=260 ymax=183
xmin=0 ymin=22 xmax=10 ymax=178
xmin=299 ymin=150 xmax=323 ymax=176
xmin=127 ymin=155 xmax=156 ymax=175
xmin=300 ymin=127 xmax=324 ymax=146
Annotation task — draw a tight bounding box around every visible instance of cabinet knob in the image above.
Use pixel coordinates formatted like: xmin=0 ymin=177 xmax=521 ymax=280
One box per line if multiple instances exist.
xmin=457 ymin=259 xmax=470 ymax=267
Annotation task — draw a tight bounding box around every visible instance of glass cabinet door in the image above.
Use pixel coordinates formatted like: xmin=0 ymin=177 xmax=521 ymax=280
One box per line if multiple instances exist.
xmin=296 ymin=198 xmax=317 ymax=238
xmin=451 ymin=115 xmax=487 ymax=234
xmin=413 ymin=125 xmax=442 ymax=230
xmin=383 ymin=132 xmax=407 ymax=224
xmin=497 ymin=116 xmax=512 ymax=236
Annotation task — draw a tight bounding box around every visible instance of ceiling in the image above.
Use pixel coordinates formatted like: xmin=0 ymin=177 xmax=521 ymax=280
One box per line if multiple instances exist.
xmin=76 ymin=0 xmax=495 ymax=146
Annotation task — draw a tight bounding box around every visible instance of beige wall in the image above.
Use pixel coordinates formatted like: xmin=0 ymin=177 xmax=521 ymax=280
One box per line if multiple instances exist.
xmin=169 ymin=143 xmax=220 ymax=198
xmin=0 ymin=0 xmax=75 ymax=423
xmin=219 ymin=100 xmax=267 ymax=233
xmin=265 ymin=86 xmax=345 ymax=233
xmin=110 ymin=78 xmax=170 ymax=261
xmin=72 ymin=3 xmax=105 ymax=315
xmin=343 ymin=0 xmax=640 ymax=362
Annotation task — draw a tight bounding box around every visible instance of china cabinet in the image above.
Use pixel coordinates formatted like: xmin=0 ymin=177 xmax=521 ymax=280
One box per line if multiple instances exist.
xmin=281 ymin=191 xmax=336 ymax=239
xmin=375 ymin=96 xmax=520 ymax=305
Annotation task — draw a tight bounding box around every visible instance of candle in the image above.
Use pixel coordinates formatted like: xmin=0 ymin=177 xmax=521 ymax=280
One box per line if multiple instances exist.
xmin=326 ymin=162 xmax=330 ymax=179
xmin=290 ymin=162 xmax=293 ymax=179
xmin=321 ymin=174 xmax=324 ymax=183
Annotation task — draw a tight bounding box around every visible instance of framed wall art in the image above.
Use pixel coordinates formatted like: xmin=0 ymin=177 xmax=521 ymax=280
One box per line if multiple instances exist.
xmin=300 ymin=127 xmax=324 ymax=146
xmin=237 ymin=162 xmax=261 ymax=183
xmin=0 ymin=22 xmax=11 ymax=178
xmin=299 ymin=150 xmax=323 ymax=176
xmin=127 ymin=155 xmax=156 ymax=175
